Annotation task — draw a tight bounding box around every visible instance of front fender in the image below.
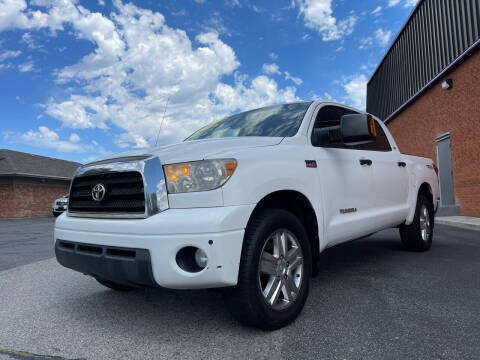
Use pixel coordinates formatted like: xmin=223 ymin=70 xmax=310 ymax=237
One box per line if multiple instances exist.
xmin=221 ymin=146 xmax=325 ymax=247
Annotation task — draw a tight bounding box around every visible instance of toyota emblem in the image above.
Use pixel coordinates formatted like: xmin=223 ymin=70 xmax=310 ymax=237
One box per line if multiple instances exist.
xmin=92 ymin=183 xmax=106 ymax=202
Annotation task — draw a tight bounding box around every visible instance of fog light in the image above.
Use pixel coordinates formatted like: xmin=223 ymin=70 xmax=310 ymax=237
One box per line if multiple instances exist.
xmin=176 ymin=246 xmax=207 ymax=273
xmin=194 ymin=248 xmax=208 ymax=268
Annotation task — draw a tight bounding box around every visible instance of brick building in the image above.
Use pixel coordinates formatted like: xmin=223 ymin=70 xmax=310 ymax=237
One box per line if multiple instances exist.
xmin=367 ymin=0 xmax=480 ymax=216
xmin=0 ymin=149 xmax=81 ymax=218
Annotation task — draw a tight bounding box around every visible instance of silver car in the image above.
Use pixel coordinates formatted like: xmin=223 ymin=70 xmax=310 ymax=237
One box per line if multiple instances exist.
xmin=52 ymin=194 xmax=69 ymax=217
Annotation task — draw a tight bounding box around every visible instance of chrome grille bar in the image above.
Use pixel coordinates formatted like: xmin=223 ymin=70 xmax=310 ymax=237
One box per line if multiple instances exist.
xmin=67 ymin=155 xmax=169 ymax=219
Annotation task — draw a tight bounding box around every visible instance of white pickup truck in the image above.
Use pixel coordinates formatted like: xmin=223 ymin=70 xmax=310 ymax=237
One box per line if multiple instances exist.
xmin=55 ymin=101 xmax=439 ymax=329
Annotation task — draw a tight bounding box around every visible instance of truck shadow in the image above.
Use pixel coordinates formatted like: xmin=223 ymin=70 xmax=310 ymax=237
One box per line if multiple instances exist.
xmin=59 ymin=229 xmax=422 ymax=336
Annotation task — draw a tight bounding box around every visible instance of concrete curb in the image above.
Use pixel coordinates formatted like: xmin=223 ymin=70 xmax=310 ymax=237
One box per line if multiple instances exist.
xmin=435 ymin=216 xmax=480 ymax=232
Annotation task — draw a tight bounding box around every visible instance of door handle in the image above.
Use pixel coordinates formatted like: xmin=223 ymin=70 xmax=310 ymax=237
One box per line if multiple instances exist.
xmin=398 ymin=161 xmax=406 ymax=167
xmin=359 ymin=159 xmax=372 ymax=166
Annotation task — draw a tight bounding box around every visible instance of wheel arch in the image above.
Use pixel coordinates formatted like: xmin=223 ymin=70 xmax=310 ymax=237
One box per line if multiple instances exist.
xmin=418 ymin=182 xmax=434 ymax=205
xmin=405 ymin=182 xmax=434 ymax=225
xmin=246 ymin=190 xmax=321 ymax=275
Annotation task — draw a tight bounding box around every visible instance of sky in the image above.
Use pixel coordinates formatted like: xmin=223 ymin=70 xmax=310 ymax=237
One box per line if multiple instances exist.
xmin=0 ymin=0 xmax=418 ymax=163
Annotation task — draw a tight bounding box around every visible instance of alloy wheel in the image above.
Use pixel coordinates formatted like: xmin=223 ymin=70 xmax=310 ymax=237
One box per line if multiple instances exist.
xmin=419 ymin=204 xmax=431 ymax=242
xmin=258 ymin=229 xmax=304 ymax=311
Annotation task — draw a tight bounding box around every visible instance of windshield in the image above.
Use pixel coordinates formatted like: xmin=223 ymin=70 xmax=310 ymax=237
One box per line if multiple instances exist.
xmin=185 ymin=102 xmax=312 ymax=140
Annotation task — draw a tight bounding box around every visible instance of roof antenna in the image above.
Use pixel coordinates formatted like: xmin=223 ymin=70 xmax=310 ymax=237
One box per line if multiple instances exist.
xmin=155 ymin=96 xmax=170 ymax=147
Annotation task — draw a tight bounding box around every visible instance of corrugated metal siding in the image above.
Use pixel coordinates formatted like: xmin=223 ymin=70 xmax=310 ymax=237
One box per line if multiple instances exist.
xmin=367 ymin=0 xmax=480 ymax=121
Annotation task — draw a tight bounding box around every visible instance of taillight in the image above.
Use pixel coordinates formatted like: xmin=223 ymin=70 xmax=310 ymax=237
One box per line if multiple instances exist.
xmin=432 ymin=163 xmax=438 ymax=175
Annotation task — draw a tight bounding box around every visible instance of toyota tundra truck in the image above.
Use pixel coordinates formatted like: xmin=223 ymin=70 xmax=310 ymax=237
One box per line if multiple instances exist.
xmin=54 ymin=101 xmax=439 ymax=329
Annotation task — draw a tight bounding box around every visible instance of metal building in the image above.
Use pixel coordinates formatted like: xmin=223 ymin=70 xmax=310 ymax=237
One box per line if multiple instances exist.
xmin=367 ymin=0 xmax=480 ymax=216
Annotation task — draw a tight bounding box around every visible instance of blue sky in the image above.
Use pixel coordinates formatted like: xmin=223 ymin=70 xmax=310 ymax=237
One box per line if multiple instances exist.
xmin=0 ymin=0 xmax=418 ymax=163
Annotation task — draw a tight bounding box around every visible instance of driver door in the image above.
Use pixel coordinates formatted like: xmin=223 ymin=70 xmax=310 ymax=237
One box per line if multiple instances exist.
xmin=310 ymin=105 xmax=379 ymax=246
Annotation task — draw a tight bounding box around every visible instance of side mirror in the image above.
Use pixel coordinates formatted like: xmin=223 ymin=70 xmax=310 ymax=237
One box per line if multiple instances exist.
xmin=312 ymin=127 xmax=341 ymax=147
xmin=341 ymin=114 xmax=376 ymax=145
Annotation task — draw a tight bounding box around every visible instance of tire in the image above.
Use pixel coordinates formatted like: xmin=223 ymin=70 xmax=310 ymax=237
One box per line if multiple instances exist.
xmin=96 ymin=278 xmax=136 ymax=291
xmin=399 ymin=194 xmax=434 ymax=251
xmin=53 ymin=212 xmax=61 ymax=217
xmin=224 ymin=208 xmax=312 ymax=330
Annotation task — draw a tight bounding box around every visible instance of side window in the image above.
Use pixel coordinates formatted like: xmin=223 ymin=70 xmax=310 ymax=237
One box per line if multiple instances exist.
xmin=313 ymin=106 xmax=344 ymax=128
xmin=312 ymin=106 xmax=391 ymax=151
xmin=311 ymin=105 xmax=356 ymax=149
xmin=352 ymin=121 xmax=391 ymax=152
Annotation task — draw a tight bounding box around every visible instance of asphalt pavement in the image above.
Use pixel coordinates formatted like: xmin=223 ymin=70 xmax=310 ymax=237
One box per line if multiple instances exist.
xmin=0 ymin=217 xmax=55 ymax=271
xmin=0 ymin=218 xmax=479 ymax=359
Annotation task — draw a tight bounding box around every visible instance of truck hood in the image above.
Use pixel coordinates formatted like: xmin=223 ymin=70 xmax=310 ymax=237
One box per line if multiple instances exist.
xmin=87 ymin=137 xmax=283 ymax=165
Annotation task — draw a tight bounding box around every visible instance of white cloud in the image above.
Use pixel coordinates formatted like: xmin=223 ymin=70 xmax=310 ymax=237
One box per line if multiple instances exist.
xmin=284 ymin=72 xmax=303 ymax=85
xmin=388 ymin=0 xmax=416 ymax=8
xmin=388 ymin=0 xmax=401 ymax=7
xmin=1 ymin=0 xmax=299 ymax=149
xmin=0 ymin=0 xmax=27 ymax=31
xmin=262 ymin=63 xmax=280 ymax=75
xmin=225 ymin=0 xmax=241 ymax=7
xmin=3 ymin=126 xmax=108 ymax=155
xmin=343 ymin=74 xmax=367 ymax=109
xmin=18 ymin=61 xmax=33 ymax=72
xmin=69 ymin=133 xmax=80 ymax=143
xmin=214 ymin=75 xmax=297 ymax=113
xmin=374 ymin=28 xmax=392 ymax=47
xmin=171 ymin=9 xmax=187 ymax=16
xmin=45 ymin=95 xmax=109 ymax=129
xmin=359 ymin=36 xmax=373 ymax=50
xmin=0 ymin=49 xmax=21 ymax=62
xmin=20 ymin=126 xmax=85 ymax=152
xmin=98 ymin=0 xmax=105 ymax=6
xmin=371 ymin=6 xmax=382 ymax=15
xmin=405 ymin=0 xmax=418 ymax=7
xmin=296 ymin=0 xmax=357 ymax=41
xmin=359 ymin=28 xmax=392 ymax=49
xmin=268 ymin=52 xmax=278 ymax=59
xmin=202 ymin=11 xmax=229 ymax=35
xmin=251 ymin=5 xmax=262 ymax=13
xmin=301 ymin=32 xmax=312 ymax=41
xmin=322 ymin=92 xmax=334 ymax=101
xmin=193 ymin=0 xmax=206 ymax=3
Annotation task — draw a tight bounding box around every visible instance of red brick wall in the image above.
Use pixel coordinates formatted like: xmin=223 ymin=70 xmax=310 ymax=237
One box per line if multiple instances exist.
xmin=0 ymin=184 xmax=16 ymax=218
xmin=387 ymin=48 xmax=480 ymax=216
xmin=0 ymin=182 xmax=69 ymax=218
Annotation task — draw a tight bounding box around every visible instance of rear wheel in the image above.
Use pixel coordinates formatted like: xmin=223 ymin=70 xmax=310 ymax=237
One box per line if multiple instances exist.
xmin=399 ymin=194 xmax=434 ymax=251
xmin=224 ymin=208 xmax=312 ymax=330
xmin=96 ymin=278 xmax=136 ymax=291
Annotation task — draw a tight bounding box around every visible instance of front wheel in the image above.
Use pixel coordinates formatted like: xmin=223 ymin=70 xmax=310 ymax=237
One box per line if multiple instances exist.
xmin=399 ymin=194 xmax=434 ymax=251
xmin=224 ymin=208 xmax=312 ymax=330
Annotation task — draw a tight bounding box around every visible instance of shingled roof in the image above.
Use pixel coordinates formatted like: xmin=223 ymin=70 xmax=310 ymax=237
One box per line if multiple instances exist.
xmin=0 ymin=149 xmax=81 ymax=180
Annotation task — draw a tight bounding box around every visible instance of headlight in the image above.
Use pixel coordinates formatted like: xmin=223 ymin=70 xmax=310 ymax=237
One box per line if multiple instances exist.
xmin=164 ymin=159 xmax=237 ymax=194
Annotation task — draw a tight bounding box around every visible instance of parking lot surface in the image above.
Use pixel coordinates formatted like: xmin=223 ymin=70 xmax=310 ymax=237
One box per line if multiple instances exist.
xmin=0 ymin=218 xmax=479 ymax=359
xmin=0 ymin=217 xmax=55 ymax=271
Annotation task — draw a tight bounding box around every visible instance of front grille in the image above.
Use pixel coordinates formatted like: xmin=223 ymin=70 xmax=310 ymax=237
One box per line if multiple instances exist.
xmin=69 ymin=171 xmax=145 ymax=214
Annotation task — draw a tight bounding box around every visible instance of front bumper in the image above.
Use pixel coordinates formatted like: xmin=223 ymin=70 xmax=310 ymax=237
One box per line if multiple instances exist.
xmin=53 ymin=204 xmax=68 ymax=212
xmin=55 ymin=240 xmax=157 ymax=288
xmin=54 ymin=205 xmax=254 ymax=289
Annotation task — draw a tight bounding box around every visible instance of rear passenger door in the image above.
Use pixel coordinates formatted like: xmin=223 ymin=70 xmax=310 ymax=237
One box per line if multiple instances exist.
xmin=310 ymin=105 xmax=380 ymax=246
